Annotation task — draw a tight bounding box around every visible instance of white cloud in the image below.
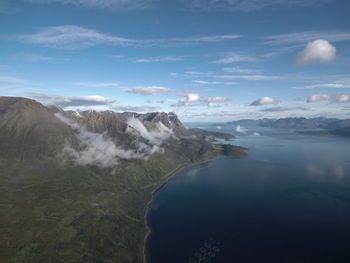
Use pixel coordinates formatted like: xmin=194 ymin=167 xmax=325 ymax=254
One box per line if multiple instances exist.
xmin=192 ymin=80 xmax=237 ymax=85
xmin=295 ymin=39 xmax=336 ymax=65
xmin=178 ymin=34 xmax=241 ymax=42
xmin=223 ymin=67 xmax=261 ymax=74
xmin=250 ymin=96 xmax=279 ymax=106
xmin=18 ymin=25 xmax=140 ymax=49
xmin=113 ymin=104 xmax=159 ymax=112
xmin=214 ymin=52 xmax=256 ymax=64
xmin=17 ymin=26 xmax=241 ymax=49
xmin=261 ymin=106 xmax=308 ymax=112
xmin=293 ymin=83 xmax=350 ymax=89
xmin=75 ymin=82 xmax=120 ymax=88
xmin=134 ymin=56 xmax=183 ymax=63
xmin=125 ymin=86 xmax=173 ymax=96
xmin=307 ymin=94 xmax=350 ymax=103
xmin=307 ymin=94 xmax=331 ymax=103
xmin=216 ymin=75 xmax=280 ymax=80
xmin=56 ymin=113 xmax=154 ymax=168
xmin=28 ymin=92 xmax=115 ymax=107
xmin=126 ymin=117 xmax=174 ymax=146
xmin=235 ymin=125 xmax=247 ymax=133
xmin=25 ymin=0 xmax=153 ymax=10
xmin=187 ymin=0 xmax=329 ymax=12
xmin=12 ymin=53 xmax=69 ymax=62
xmin=0 ymin=75 xmax=31 ymax=86
xmin=176 ymin=93 xmax=201 ymax=106
xmin=172 ymin=93 xmax=231 ymax=108
xmin=252 ymin=132 xmax=261 ymax=136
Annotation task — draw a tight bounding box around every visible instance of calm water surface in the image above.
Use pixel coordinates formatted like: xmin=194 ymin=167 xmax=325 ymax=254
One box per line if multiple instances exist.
xmin=147 ymin=123 xmax=350 ymax=263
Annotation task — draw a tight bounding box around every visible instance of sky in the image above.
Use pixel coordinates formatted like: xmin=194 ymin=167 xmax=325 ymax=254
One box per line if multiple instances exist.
xmin=0 ymin=0 xmax=350 ymax=122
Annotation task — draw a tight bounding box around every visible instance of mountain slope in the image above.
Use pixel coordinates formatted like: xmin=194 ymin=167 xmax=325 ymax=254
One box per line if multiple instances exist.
xmin=0 ymin=97 xmax=246 ymax=263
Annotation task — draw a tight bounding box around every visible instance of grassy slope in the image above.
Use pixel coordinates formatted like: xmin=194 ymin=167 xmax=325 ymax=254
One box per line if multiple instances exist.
xmin=0 ymin=138 xmax=246 ymax=263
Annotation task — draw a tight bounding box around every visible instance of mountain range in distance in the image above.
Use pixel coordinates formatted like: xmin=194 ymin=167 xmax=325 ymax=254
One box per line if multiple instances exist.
xmin=225 ymin=117 xmax=350 ymax=137
xmin=0 ymin=96 xmax=246 ymax=263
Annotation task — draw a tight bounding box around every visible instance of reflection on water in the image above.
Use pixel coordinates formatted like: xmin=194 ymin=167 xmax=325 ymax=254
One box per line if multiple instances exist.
xmin=147 ymin=123 xmax=350 ymax=263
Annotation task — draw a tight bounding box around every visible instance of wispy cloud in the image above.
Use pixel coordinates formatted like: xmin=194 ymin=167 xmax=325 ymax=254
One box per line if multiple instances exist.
xmin=294 ymin=39 xmax=336 ymax=65
xmin=28 ymin=92 xmax=116 ymax=107
xmin=113 ymin=104 xmax=159 ymax=112
xmin=125 ymin=86 xmax=174 ymax=96
xmin=192 ymin=80 xmax=237 ymax=85
xmin=307 ymin=94 xmax=349 ymax=103
xmin=186 ymin=0 xmax=330 ymax=12
xmin=261 ymin=106 xmax=309 ymax=112
xmin=126 ymin=117 xmax=174 ymax=145
xmin=216 ymin=75 xmax=280 ymax=80
xmin=265 ymin=31 xmax=350 ymax=46
xmin=251 ymin=96 xmax=279 ymax=106
xmin=223 ymin=67 xmax=261 ymax=74
xmin=293 ymin=82 xmax=350 ymax=89
xmin=16 ymin=25 xmax=241 ymax=49
xmin=12 ymin=53 xmax=69 ymax=62
xmin=25 ymin=0 xmax=154 ymax=10
xmin=134 ymin=56 xmax=183 ymax=63
xmin=18 ymin=25 xmax=140 ymax=49
xmin=214 ymin=52 xmax=256 ymax=64
xmin=0 ymin=75 xmax=31 ymax=86
xmin=75 ymin=82 xmax=120 ymax=88
xmin=56 ymin=113 xmax=160 ymax=169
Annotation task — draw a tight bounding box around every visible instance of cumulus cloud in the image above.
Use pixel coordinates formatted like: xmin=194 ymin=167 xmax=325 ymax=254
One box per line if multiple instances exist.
xmin=126 ymin=117 xmax=174 ymax=146
xmin=307 ymin=94 xmax=350 ymax=103
xmin=295 ymin=39 xmax=336 ymax=65
xmin=177 ymin=93 xmax=201 ymax=106
xmin=125 ymin=86 xmax=173 ymax=96
xmin=56 ymin=113 xmax=156 ymax=168
xmin=250 ymin=97 xmax=279 ymax=106
xmin=28 ymin=92 xmax=115 ymax=107
xmin=172 ymin=93 xmax=231 ymax=108
xmin=235 ymin=125 xmax=247 ymax=133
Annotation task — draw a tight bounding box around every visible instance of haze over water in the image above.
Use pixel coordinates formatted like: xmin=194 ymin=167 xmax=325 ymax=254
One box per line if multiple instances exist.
xmin=147 ymin=123 xmax=350 ymax=263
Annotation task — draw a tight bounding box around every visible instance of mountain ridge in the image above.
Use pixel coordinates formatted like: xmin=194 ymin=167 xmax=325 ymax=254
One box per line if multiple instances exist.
xmin=0 ymin=96 xmax=246 ymax=263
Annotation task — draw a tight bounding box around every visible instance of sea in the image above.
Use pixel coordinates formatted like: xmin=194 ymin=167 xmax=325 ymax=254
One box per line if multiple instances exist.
xmin=146 ymin=122 xmax=350 ymax=263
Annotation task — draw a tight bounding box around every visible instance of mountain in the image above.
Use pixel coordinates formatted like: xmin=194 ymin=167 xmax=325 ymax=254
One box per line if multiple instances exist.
xmin=299 ymin=126 xmax=350 ymax=138
xmin=226 ymin=117 xmax=350 ymax=130
xmin=0 ymin=97 xmax=246 ymax=263
xmin=258 ymin=117 xmax=350 ymax=130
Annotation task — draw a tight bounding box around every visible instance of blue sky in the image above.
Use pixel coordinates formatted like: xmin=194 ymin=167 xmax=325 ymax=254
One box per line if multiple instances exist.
xmin=1 ymin=0 xmax=350 ymax=121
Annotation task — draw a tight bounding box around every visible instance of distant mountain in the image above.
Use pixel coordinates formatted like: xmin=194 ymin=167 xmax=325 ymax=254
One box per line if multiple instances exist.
xmin=227 ymin=117 xmax=350 ymax=130
xmin=299 ymin=126 xmax=350 ymax=138
xmin=0 ymin=97 xmax=246 ymax=263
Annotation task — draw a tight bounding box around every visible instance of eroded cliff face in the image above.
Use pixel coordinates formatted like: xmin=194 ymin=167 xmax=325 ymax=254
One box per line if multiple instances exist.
xmin=0 ymin=96 xmax=246 ymax=263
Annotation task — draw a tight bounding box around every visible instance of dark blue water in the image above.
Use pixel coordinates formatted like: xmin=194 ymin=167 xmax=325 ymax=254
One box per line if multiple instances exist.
xmin=147 ymin=123 xmax=350 ymax=263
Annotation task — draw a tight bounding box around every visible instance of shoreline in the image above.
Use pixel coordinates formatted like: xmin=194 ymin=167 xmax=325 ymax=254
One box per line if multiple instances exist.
xmin=142 ymin=156 xmax=227 ymax=263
